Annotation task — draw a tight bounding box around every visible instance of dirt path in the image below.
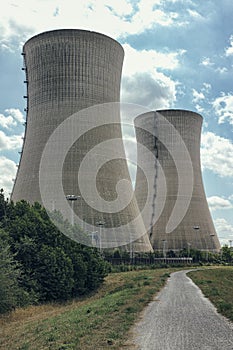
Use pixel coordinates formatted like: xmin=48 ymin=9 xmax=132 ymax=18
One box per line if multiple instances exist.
xmin=130 ymin=270 xmax=233 ymax=350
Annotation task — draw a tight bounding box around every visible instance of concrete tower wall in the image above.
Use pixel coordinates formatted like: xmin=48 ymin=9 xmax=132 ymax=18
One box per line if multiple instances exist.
xmin=135 ymin=110 xmax=221 ymax=252
xmin=11 ymin=29 xmax=152 ymax=251
xmin=12 ymin=29 xmax=124 ymax=203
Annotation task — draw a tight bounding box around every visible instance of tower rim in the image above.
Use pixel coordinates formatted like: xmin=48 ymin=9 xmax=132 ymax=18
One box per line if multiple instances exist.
xmin=134 ymin=109 xmax=203 ymax=123
xmin=22 ymin=28 xmax=124 ymax=55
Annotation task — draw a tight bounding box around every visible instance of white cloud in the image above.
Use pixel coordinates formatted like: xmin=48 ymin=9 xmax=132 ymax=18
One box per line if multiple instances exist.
xmin=133 ymin=1 xmax=179 ymax=28
xmin=121 ymin=44 xmax=180 ymax=108
xmin=201 ymin=132 xmax=233 ymax=177
xmin=207 ymin=196 xmax=232 ymax=211
xmin=5 ymin=108 xmax=25 ymax=123
xmin=214 ymin=218 xmax=233 ymax=245
xmin=0 ymin=0 xmax=183 ymax=52
xmin=192 ymin=89 xmax=205 ymax=103
xmin=0 ymin=108 xmax=24 ymax=129
xmin=215 ymin=67 xmax=228 ymax=74
xmin=200 ymin=57 xmax=214 ymax=67
xmin=212 ymin=92 xmax=233 ymax=124
xmin=96 ymin=0 xmax=134 ymax=17
xmin=121 ymin=72 xmax=177 ymax=109
xmin=192 ymin=84 xmax=211 ymax=115
xmin=202 ymin=82 xmax=211 ymax=92
xmin=187 ymin=9 xmax=204 ymax=20
xmin=0 ymin=156 xmax=16 ymax=195
xmin=0 ymin=130 xmax=23 ymax=150
xmin=0 ymin=114 xmax=16 ymax=129
xmin=122 ymin=44 xmax=182 ymax=74
xmin=225 ymin=34 xmax=233 ymax=56
xmin=195 ymin=104 xmax=205 ymax=114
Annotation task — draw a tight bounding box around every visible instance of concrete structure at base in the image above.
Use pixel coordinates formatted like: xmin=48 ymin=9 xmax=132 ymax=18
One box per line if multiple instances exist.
xmin=134 ymin=110 xmax=221 ymax=252
xmin=11 ymin=29 xmax=152 ymax=251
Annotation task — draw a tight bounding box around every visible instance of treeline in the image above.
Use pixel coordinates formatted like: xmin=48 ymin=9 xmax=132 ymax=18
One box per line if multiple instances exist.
xmin=104 ymin=244 xmax=233 ymax=267
xmin=0 ymin=189 xmax=108 ymax=314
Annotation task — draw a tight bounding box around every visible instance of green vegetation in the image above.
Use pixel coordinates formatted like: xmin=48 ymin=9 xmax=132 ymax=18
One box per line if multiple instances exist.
xmin=0 ymin=189 xmax=108 ymax=313
xmin=188 ymin=267 xmax=233 ymax=322
xmin=0 ymin=269 xmax=175 ymax=350
xmin=0 ymin=232 xmax=31 ymax=314
xmin=105 ymin=245 xmax=233 ymax=267
xmin=1 ymin=185 xmax=233 ymax=348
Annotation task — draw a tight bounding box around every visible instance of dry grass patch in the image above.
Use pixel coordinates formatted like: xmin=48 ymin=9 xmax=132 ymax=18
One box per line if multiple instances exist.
xmin=0 ymin=268 xmax=175 ymax=350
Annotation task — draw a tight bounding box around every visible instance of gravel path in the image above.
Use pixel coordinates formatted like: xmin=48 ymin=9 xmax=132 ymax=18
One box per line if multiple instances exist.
xmin=131 ymin=270 xmax=233 ymax=350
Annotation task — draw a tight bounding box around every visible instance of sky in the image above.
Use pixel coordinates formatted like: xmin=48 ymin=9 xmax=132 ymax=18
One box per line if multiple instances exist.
xmin=0 ymin=0 xmax=233 ymax=246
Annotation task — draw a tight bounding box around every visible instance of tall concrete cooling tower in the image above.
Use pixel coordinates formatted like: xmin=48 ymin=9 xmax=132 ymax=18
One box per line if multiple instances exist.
xmin=11 ymin=29 xmax=152 ymax=251
xmin=134 ymin=110 xmax=220 ymax=252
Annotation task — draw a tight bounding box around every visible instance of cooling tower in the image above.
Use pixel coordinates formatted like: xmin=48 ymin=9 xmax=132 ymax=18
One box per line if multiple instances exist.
xmin=11 ymin=29 xmax=152 ymax=251
xmin=134 ymin=110 xmax=221 ymax=252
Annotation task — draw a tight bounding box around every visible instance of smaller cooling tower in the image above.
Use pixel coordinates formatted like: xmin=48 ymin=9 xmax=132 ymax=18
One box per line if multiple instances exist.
xmin=134 ymin=110 xmax=221 ymax=252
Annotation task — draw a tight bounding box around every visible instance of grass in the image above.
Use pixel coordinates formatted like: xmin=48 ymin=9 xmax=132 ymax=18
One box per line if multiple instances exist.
xmin=188 ymin=267 xmax=233 ymax=322
xmin=0 ymin=268 xmax=176 ymax=350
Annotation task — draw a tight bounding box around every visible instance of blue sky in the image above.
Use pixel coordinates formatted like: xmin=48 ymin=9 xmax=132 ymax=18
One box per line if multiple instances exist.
xmin=0 ymin=0 xmax=233 ymax=246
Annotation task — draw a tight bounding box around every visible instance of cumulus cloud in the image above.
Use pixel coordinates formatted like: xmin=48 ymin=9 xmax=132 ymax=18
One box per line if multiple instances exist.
xmin=0 ymin=130 xmax=23 ymax=150
xmin=215 ymin=67 xmax=228 ymax=74
xmin=214 ymin=218 xmax=233 ymax=245
xmin=225 ymin=34 xmax=233 ymax=56
xmin=187 ymin=9 xmax=204 ymax=20
xmin=122 ymin=44 xmax=182 ymax=73
xmin=200 ymin=57 xmax=214 ymax=67
xmin=202 ymin=82 xmax=211 ymax=92
xmin=0 ymin=114 xmax=16 ymax=129
xmin=207 ymin=196 xmax=232 ymax=211
xmin=0 ymin=156 xmax=17 ymax=195
xmin=132 ymin=1 xmax=179 ymax=29
xmin=201 ymin=132 xmax=233 ymax=177
xmin=0 ymin=0 xmax=184 ymax=51
xmin=0 ymin=19 xmax=33 ymax=52
xmin=121 ymin=44 xmax=181 ymax=108
xmin=121 ymin=72 xmax=176 ymax=109
xmin=192 ymin=89 xmax=205 ymax=103
xmin=5 ymin=108 xmax=25 ymax=123
xmin=195 ymin=104 xmax=205 ymax=114
xmin=0 ymin=108 xmax=24 ymax=129
xmin=212 ymin=93 xmax=233 ymax=124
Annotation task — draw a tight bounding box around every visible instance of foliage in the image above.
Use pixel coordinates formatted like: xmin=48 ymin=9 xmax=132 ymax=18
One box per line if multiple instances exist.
xmin=0 ymin=189 xmax=108 ymax=311
xmin=221 ymin=245 xmax=233 ymax=263
xmin=0 ymin=231 xmax=32 ymax=313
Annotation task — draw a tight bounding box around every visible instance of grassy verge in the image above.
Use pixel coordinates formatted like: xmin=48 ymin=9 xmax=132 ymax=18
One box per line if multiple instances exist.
xmin=188 ymin=267 xmax=233 ymax=322
xmin=0 ymin=268 xmax=175 ymax=350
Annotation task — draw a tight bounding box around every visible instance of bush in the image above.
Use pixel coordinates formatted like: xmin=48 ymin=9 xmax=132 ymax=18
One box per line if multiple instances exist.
xmin=0 ymin=231 xmax=32 ymax=313
xmin=36 ymin=245 xmax=74 ymax=301
xmin=0 ymin=193 xmax=108 ymax=306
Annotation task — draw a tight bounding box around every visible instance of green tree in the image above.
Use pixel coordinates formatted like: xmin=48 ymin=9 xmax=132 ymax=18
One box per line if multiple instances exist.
xmin=2 ymin=198 xmax=107 ymax=302
xmin=0 ymin=230 xmax=30 ymax=313
xmin=36 ymin=245 xmax=74 ymax=301
xmin=221 ymin=245 xmax=233 ymax=263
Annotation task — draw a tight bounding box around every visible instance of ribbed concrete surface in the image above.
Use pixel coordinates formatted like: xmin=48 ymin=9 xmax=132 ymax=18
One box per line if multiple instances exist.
xmin=12 ymin=29 xmax=152 ymax=251
xmin=134 ymin=110 xmax=220 ymax=252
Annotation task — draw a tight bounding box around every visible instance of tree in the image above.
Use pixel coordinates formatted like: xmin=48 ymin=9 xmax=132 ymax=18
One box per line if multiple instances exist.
xmin=0 ymin=197 xmax=108 ymax=304
xmin=221 ymin=245 xmax=233 ymax=263
xmin=36 ymin=245 xmax=74 ymax=301
xmin=0 ymin=230 xmax=30 ymax=313
xmin=0 ymin=188 xmax=8 ymax=224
